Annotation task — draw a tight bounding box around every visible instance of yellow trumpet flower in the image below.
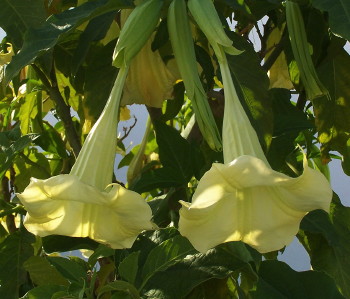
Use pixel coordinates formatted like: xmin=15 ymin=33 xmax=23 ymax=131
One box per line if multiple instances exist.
xmin=179 ymin=0 xmax=332 ymax=253
xmin=18 ymin=66 xmax=154 ymax=249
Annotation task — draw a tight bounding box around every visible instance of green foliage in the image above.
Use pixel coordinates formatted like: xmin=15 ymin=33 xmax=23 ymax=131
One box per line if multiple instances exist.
xmin=0 ymin=0 xmax=46 ymax=49
xmin=0 ymin=228 xmax=35 ymax=299
xmin=300 ymin=193 xmax=350 ymax=298
xmin=311 ymin=0 xmax=350 ymax=41
xmin=252 ymin=260 xmax=344 ymax=298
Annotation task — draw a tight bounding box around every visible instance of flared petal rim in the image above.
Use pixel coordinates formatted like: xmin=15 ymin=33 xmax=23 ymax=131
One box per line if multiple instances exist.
xmin=18 ymin=175 xmax=154 ymax=249
xmin=179 ymin=155 xmax=332 ymax=253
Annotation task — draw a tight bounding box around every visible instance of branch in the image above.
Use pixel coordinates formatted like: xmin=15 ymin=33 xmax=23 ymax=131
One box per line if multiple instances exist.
xmin=32 ymin=64 xmax=82 ymax=158
xmin=262 ymin=40 xmax=284 ymax=71
xmin=1 ymin=177 xmax=17 ymax=233
xmin=118 ymin=116 xmax=137 ymax=143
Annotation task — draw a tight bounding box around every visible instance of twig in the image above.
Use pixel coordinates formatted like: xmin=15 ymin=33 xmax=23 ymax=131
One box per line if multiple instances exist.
xmin=1 ymin=177 xmax=17 ymax=233
xmin=118 ymin=116 xmax=137 ymax=143
xmin=31 ymin=64 xmax=82 ymax=158
xmin=262 ymin=40 xmax=284 ymax=71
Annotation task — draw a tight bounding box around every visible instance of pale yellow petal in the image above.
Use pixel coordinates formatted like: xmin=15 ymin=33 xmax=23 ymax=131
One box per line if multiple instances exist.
xmin=121 ymin=36 xmax=176 ymax=108
xmin=18 ymin=175 xmax=153 ymax=249
xmin=179 ymin=155 xmax=332 ymax=253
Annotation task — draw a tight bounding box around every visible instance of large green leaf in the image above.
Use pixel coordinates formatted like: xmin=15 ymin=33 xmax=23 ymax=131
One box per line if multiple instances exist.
xmin=21 ymin=285 xmax=68 ymax=299
xmin=313 ymin=39 xmax=350 ymax=174
xmin=267 ymin=88 xmax=313 ymax=172
xmin=0 ymin=126 xmax=39 ymax=179
xmin=83 ymin=41 xmax=118 ymax=121
xmin=155 ymin=121 xmax=193 ymax=180
xmin=0 ymin=229 xmax=35 ymax=299
xmin=299 ymin=194 xmax=350 ymax=298
xmin=252 ymin=260 xmax=344 ymax=298
xmin=23 ymin=256 xmax=69 ymax=286
xmin=118 ymin=251 xmax=140 ymax=285
xmin=47 ymin=256 xmax=87 ymax=284
xmin=312 ymin=0 xmax=350 ymax=41
xmin=131 ymin=122 xmax=194 ymax=192
xmin=42 ymin=235 xmax=98 ymax=253
xmin=142 ymin=242 xmax=255 ymax=299
xmin=97 ymin=281 xmax=140 ymax=299
xmin=0 ymin=0 xmax=46 ymax=49
xmin=71 ymin=11 xmax=117 ymax=75
xmin=139 ymin=235 xmax=196 ymax=290
xmin=227 ymin=32 xmax=273 ymax=151
xmin=4 ymin=0 xmax=132 ymax=85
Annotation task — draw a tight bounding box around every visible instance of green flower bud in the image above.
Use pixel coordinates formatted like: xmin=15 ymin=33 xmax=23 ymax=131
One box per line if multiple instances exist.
xmin=286 ymin=0 xmax=329 ymax=100
xmin=168 ymin=0 xmax=222 ymax=151
xmin=113 ymin=0 xmax=163 ymax=68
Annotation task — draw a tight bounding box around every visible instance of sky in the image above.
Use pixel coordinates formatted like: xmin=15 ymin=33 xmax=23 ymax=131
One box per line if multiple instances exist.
xmin=1 ymin=21 xmax=350 ymax=271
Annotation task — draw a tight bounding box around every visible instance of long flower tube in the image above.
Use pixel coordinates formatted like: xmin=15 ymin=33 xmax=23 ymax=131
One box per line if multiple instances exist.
xmin=18 ymin=66 xmax=154 ymax=249
xmin=179 ymin=0 xmax=332 ymax=253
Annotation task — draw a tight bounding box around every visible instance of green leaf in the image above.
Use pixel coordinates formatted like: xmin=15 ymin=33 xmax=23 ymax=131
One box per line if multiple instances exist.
xmin=33 ymin=122 xmax=68 ymax=158
xmin=313 ymin=39 xmax=350 ymax=172
xmin=131 ymin=167 xmax=185 ymax=193
xmin=13 ymin=148 xmax=51 ymax=192
xmin=267 ymin=88 xmax=313 ymax=171
xmin=0 ymin=0 xmax=46 ymax=49
xmin=131 ymin=122 xmax=195 ymax=192
xmin=299 ymin=193 xmax=350 ymax=298
xmin=21 ymin=285 xmax=67 ymax=299
xmin=47 ymin=256 xmax=87 ymax=284
xmin=0 ymin=229 xmax=35 ymax=299
xmin=88 ymin=244 xmax=114 ymax=266
xmin=71 ymin=11 xmax=117 ymax=75
xmin=4 ymin=0 xmax=132 ymax=84
xmin=23 ymin=256 xmax=69 ymax=286
xmin=311 ymin=0 xmax=350 ymax=41
xmin=227 ymin=32 xmax=273 ymax=151
xmin=159 ymin=82 xmax=185 ymax=122
xmin=118 ymin=251 xmax=140 ymax=285
xmin=129 ymin=228 xmax=180 ymax=267
xmin=83 ymin=41 xmax=118 ymax=121
xmin=0 ymin=127 xmax=39 ymax=180
xmin=19 ymin=92 xmax=39 ymax=135
xmin=42 ymin=235 xmax=98 ymax=253
xmin=139 ymin=235 xmax=195 ymax=291
xmin=142 ymin=242 xmax=254 ymax=299
xmin=154 ymin=121 xmax=193 ymax=182
xmin=97 ymin=281 xmax=140 ymax=299
xmin=251 ymin=260 xmax=344 ymax=298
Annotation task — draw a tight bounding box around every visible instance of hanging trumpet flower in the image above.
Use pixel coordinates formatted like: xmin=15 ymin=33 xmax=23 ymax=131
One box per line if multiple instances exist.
xmin=178 ymin=0 xmax=332 ymax=253
xmin=17 ymin=0 xmax=163 ymax=249
xmin=167 ymin=0 xmax=222 ymax=151
xmin=286 ymin=0 xmax=329 ymax=100
xmin=120 ymin=8 xmax=177 ymax=108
